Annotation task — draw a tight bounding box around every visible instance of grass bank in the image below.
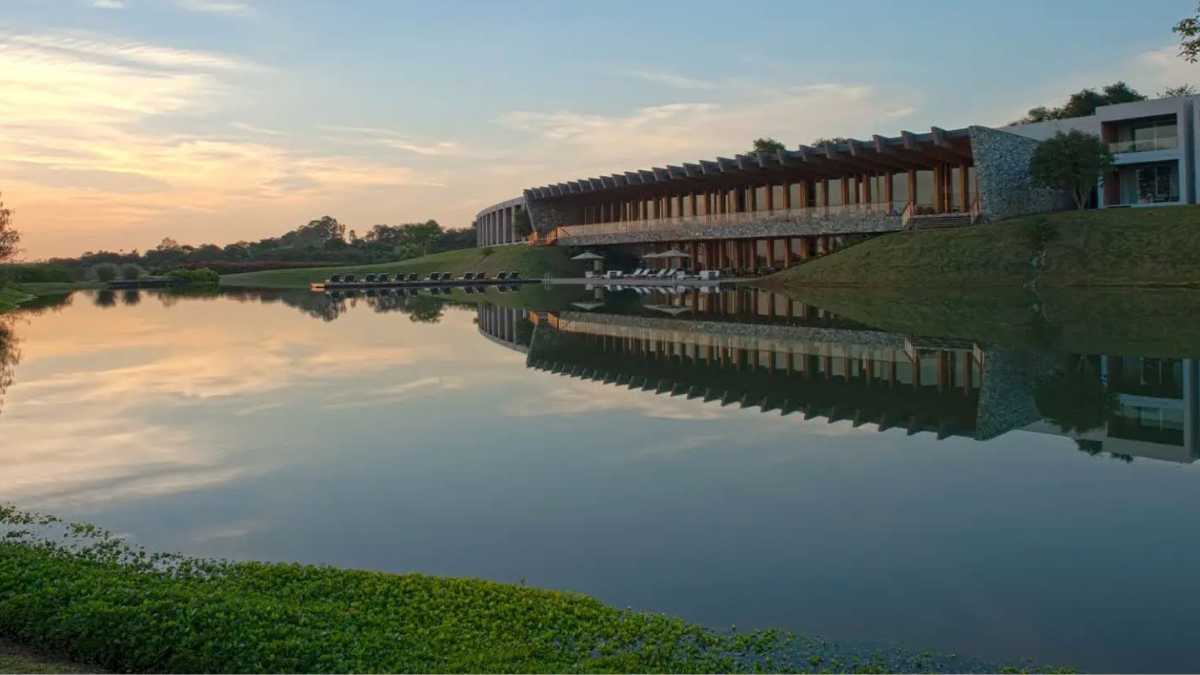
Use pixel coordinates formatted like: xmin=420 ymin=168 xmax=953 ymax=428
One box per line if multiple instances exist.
xmin=0 ymin=286 xmax=33 ymax=312
xmin=0 ymin=506 xmax=1031 ymax=674
xmin=221 ymin=246 xmax=584 ymax=289
xmin=765 ymin=206 xmax=1200 ymax=290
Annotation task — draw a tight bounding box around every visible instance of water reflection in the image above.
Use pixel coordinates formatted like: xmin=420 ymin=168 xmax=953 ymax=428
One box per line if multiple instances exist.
xmin=478 ymin=287 xmax=1199 ymax=465
xmin=3 ymin=285 xmax=1200 ymax=671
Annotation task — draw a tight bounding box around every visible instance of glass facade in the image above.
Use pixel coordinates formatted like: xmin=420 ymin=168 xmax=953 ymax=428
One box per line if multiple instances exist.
xmin=1110 ymin=116 xmax=1178 ymax=154
xmin=1117 ymin=161 xmax=1180 ymax=205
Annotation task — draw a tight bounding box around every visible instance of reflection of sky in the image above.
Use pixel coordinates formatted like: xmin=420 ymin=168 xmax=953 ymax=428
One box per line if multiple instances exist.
xmin=3 ymin=292 xmax=1200 ymax=672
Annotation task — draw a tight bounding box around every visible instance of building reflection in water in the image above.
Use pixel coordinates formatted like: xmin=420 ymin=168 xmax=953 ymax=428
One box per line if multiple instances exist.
xmin=476 ymin=286 xmax=1199 ymax=465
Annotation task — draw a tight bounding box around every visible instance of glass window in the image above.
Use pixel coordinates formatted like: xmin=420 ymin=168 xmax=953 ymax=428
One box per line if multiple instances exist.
xmin=1134 ymin=162 xmax=1180 ymax=204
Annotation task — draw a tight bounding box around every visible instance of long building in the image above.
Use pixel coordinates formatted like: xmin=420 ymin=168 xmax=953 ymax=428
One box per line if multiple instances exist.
xmin=474 ymin=96 xmax=1200 ymax=273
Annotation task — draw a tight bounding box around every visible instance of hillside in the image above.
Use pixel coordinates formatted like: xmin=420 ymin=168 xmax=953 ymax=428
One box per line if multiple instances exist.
xmin=221 ymin=246 xmax=583 ymax=289
xmin=764 ymin=206 xmax=1200 ymax=289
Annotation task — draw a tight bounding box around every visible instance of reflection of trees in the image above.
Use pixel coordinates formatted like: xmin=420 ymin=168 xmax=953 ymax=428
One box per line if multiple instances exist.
xmin=0 ymin=315 xmax=20 ymax=418
xmin=1034 ymin=355 xmax=1118 ymax=433
xmin=93 ymin=290 xmax=117 ymax=308
xmin=403 ymin=294 xmax=444 ymax=324
xmin=121 ymin=290 xmax=141 ymax=306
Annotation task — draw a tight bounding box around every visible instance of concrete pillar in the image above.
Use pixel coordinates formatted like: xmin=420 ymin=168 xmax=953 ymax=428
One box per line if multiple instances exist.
xmin=883 ymin=171 xmax=894 ymax=205
xmin=959 ymin=163 xmax=971 ymax=212
xmin=908 ymin=169 xmax=918 ymax=208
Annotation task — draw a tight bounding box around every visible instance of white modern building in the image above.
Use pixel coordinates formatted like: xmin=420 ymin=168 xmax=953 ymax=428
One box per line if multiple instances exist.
xmin=1007 ymin=96 xmax=1198 ymax=208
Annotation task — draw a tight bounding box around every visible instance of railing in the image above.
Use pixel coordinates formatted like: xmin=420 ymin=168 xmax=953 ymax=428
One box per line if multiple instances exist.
xmin=1108 ymin=137 xmax=1178 ymax=154
xmin=557 ymin=201 xmax=911 ymax=239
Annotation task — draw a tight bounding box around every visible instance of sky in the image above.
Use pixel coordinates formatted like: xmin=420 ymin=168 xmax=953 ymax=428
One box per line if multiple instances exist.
xmin=1 ymin=0 xmax=1197 ymax=258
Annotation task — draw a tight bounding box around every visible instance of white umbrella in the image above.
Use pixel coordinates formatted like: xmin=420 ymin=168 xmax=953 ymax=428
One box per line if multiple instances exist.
xmin=571 ymin=251 xmax=605 ymax=260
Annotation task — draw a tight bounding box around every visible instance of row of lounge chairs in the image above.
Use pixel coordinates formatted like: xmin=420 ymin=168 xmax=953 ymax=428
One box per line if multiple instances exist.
xmin=324 ymin=271 xmax=522 ymax=285
xmin=589 ymin=268 xmax=722 ymax=280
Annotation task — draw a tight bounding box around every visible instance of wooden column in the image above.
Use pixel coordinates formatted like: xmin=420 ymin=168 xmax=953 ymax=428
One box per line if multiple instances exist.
xmin=863 ymin=172 xmax=873 ymax=204
xmin=782 ymin=182 xmax=792 ymax=210
xmin=690 ymin=192 xmax=698 ymax=217
xmin=883 ymin=171 xmax=893 ymax=205
xmin=840 ymin=178 xmax=850 ymax=206
xmin=765 ymin=183 xmax=774 ymax=211
xmin=767 ymin=239 xmax=776 ymax=267
xmin=784 ymin=238 xmax=793 ymax=267
xmin=821 ymin=180 xmax=831 ymax=208
xmin=907 ymin=169 xmax=918 ymax=208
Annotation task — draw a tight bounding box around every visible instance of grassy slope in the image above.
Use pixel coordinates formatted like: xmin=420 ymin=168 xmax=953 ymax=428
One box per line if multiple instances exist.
xmin=221 ymin=246 xmax=584 ymax=289
xmin=766 ymin=206 xmax=1200 ymax=289
xmin=0 ymin=287 xmax=33 ymax=313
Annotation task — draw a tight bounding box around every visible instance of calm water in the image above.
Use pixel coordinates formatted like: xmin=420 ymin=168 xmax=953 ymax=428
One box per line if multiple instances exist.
xmin=3 ymin=285 xmax=1200 ymax=671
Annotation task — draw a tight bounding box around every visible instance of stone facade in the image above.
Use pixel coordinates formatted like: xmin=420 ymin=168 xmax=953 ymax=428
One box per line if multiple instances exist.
xmin=969 ymin=125 xmax=1072 ymax=221
xmin=555 ymin=210 xmax=902 ymax=247
xmin=525 ymin=198 xmax=577 ymax=236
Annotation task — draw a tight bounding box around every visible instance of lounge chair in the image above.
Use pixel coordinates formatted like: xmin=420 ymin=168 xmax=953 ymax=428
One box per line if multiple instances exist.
xmin=508 ymin=271 xmax=520 ymax=280
xmin=462 ymin=272 xmax=476 ymax=281
xmin=344 ymin=274 xmax=357 ymax=283
xmin=476 ymin=272 xmax=489 ymax=280
xmin=404 ymin=273 xmax=417 ymax=282
xmin=497 ymin=271 xmax=509 ymax=280
xmin=329 ymin=275 xmax=343 ymax=284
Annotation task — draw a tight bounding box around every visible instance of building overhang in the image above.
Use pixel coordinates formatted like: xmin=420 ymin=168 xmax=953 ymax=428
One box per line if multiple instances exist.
xmin=522 ymin=127 xmax=975 ymax=203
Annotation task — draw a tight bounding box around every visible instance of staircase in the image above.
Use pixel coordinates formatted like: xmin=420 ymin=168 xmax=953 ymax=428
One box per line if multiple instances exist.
xmin=906 ymin=213 xmax=973 ymax=229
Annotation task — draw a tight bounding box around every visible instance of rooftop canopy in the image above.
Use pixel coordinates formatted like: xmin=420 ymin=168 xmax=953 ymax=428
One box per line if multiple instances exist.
xmin=523 ymin=126 xmax=975 ymax=200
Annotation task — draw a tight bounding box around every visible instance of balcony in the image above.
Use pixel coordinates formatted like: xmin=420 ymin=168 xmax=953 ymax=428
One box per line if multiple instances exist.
xmin=1108 ymin=137 xmax=1178 ymax=154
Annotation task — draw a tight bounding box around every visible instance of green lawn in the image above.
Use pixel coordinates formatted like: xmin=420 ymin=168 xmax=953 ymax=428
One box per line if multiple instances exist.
xmin=221 ymin=246 xmax=585 ymax=289
xmin=766 ymin=206 xmax=1200 ymax=289
xmin=0 ymin=287 xmax=33 ymax=313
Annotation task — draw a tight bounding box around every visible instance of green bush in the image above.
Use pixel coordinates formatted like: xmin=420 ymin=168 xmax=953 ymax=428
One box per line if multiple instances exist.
xmin=120 ymin=264 xmax=143 ymax=281
xmin=91 ymin=264 xmax=118 ymax=283
xmin=0 ymin=506 xmax=1002 ymax=674
xmin=480 ymin=247 xmax=495 ymax=257
xmin=165 ymin=267 xmax=219 ymax=287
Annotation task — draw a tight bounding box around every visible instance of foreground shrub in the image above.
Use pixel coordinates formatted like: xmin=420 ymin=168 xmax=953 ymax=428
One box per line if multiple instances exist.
xmin=0 ymin=506 xmax=1018 ymax=674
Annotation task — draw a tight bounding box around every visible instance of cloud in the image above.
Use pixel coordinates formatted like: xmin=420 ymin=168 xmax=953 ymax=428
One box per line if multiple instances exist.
xmin=496 ymin=83 xmax=902 ymax=179
xmin=322 ymin=126 xmax=462 ymax=157
xmin=175 ymin=0 xmax=252 ymax=15
xmin=91 ymin=0 xmax=126 ymax=8
xmin=629 ymin=70 xmax=719 ymax=91
xmin=0 ymin=31 xmax=442 ymax=256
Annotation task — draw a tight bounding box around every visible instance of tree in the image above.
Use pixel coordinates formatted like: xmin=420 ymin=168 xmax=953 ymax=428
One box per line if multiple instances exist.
xmin=1019 ymin=82 xmax=1147 ymax=123
xmin=812 ymin=137 xmax=850 ymax=147
xmin=120 ymin=264 xmax=142 ymax=281
xmin=1034 ymin=357 xmax=1117 ymax=434
xmin=0 ymin=193 xmax=19 ymax=263
xmin=513 ymin=209 xmax=532 ymax=238
xmin=1030 ymin=130 xmax=1114 ymax=210
xmin=751 ymin=138 xmax=786 ymax=155
xmin=92 ymin=263 xmax=118 ymax=282
xmin=1175 ymin=3 xmax=1200 ymax=62
xmin=1161 ymin=84 xmax=1199 ymax=97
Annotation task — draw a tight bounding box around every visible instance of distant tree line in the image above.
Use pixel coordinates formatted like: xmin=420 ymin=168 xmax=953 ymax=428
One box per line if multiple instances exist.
xmin=47 ymin=216 xmax=476 ymax=276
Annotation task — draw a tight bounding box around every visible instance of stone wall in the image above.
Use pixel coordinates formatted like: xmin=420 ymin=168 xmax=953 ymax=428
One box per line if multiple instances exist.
xmin=969 ymin=125 xmax=1072 ymax=221
xmin=525 ymin=197 xmax=579 ymax=235
xmin=556 ymin=210 xmax=902 ymax=247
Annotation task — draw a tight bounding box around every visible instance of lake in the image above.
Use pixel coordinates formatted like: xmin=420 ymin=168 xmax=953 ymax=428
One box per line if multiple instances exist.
xmin=3 ymin=284 xmax=1199 ymax=672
